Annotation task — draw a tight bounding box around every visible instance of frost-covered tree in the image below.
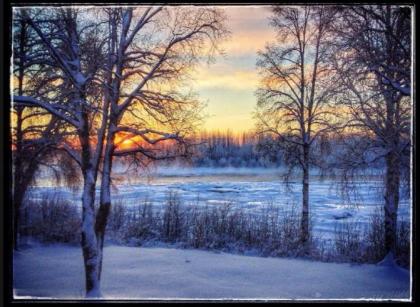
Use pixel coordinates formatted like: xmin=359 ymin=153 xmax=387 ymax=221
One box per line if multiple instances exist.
xmin=255 ymin=6 xmax=340 ymax=246
xmin=11 ymin=13 xmax=73 ymax=249
xmin=13 ymin=6 xmax=227 ymax=297
xmin=13 ymin=8 xmax=116 ymax=297
xmin=332 ymin=5 xmax=412 ymax=262
xmin=95 ymin=7 xmax=227 ymax=288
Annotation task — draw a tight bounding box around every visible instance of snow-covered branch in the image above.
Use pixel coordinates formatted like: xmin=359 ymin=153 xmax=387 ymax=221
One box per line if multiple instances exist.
xmin=13 ymin=95 xmax=80 ymax=127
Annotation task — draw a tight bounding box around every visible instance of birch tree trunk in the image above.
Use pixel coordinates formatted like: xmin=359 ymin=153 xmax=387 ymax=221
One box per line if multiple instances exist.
xmin=383 ymin=89 xmax=402 ymax=260
xmin=384 ymin=149 xmax=400 ymax=257
xmin=13 ymin=106 xmax=23 ymax=250
xmin=79 ymin=106 xmax=102 ymax=297
xmin=13 ymin=19 xmax=26 ymax=249
xmin=13 ymin=180 xmax=23 ymax=249
xmin=13 ymin=159 xmax=38 ymax=249
xmin=301 ymin=143 xmax=310 ymax=244
xmin=95 ymin=124 xmax=116 ymax=282
xmin=80 ymin=169 xmax=101 ymax=297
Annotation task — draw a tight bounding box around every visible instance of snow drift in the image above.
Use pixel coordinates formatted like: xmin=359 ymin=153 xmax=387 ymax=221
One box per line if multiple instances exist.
xmin=13 ymin=245 xmax=410 ymax=300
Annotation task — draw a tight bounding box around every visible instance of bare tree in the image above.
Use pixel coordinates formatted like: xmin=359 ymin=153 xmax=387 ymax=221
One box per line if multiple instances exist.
xmin=13 ymin=8 xmax=110 ymax=297
xmin=255 ymin=6 xmax=339 ymax=246
xmin=94 ymin=7 xmax=226 ymax=288
xmin=332 ymin=5 xmax=412 ymax=262
xmin=12 ymin=6 xmax=227 ymax=297
xmin=11 ymin=13 xmax=70 ymax=249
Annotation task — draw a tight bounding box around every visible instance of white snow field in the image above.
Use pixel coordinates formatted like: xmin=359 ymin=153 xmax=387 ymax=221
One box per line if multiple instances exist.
xmin=14 ymin=244 xmax=410 ymax=300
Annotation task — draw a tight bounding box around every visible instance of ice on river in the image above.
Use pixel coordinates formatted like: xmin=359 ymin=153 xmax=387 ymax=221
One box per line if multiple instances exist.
xmin=27 ymin=167 xmax=411 ymax=240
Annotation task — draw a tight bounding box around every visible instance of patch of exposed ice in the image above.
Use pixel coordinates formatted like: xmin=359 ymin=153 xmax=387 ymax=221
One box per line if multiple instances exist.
xmin=206 ymin=200 xmax=234 ymax=205
xmin=332 ymin=211 xmax=354 ymax=220
xmin=208 ymin=187 xmax=240 ymax=193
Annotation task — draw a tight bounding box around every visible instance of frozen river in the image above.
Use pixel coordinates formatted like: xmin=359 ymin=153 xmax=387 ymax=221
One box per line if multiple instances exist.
xmin=27 ymin=167 xmax=411 ymax=239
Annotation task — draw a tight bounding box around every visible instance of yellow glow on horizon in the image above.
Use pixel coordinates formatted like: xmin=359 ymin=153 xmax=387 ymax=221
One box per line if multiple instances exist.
xmin=190 ymin=6 xmax=276 ymax=133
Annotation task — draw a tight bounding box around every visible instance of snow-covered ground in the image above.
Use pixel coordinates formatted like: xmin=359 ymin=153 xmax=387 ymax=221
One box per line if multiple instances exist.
xmin=13 ymin=244 xmax=410 ymax=300
xmin=27 ymin=167 xmax=411 ymax=240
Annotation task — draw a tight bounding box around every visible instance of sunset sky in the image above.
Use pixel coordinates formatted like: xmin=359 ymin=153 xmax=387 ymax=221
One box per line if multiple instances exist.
xmin=192 ymin=6 xmax=276 ymax=134
xmin=12 ymin=6 xmax=276 ymax=135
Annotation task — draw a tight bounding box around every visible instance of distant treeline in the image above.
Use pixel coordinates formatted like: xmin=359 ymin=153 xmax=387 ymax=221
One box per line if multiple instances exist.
xmin=151 ymin=130 xmax=404 ymax=170
xmin=189 ymin=130 xmax=275 ymax=168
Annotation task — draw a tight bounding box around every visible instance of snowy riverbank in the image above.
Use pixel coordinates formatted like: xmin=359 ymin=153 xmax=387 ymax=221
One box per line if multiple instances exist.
xmin=13 ymin=244 xmax=410 ymax=300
